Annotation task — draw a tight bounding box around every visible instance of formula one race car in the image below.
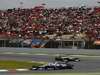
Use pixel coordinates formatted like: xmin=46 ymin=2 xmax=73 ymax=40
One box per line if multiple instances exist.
xmin=30 ymin=62 xmax=73 ymax=71
xmin=55 ymin=56 xmax=80 ymax=62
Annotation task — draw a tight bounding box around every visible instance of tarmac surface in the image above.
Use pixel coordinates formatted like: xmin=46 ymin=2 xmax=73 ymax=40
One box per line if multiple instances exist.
xmin=0 ymin=48 xmax=100 ymax=75
xmin=0 ymin=53 xmax=100 ymax=72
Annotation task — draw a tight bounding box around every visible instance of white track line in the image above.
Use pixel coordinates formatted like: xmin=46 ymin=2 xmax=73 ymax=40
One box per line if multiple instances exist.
xmin=0 ymin=70 xmax=8 ymax=72
xmin=34 ymin=54 xmax=48 ymax=55
xmin=69 ymin=55 xmax=100 ymax=57
xmin=16 ymin=69 xmax=29 ymax=71
xmin=2 ymin=52 xmax=50 ymax=56
xmin=18 ymin=53 xmax=30 ymax=55
xmin=0 ymin=69 xmax=29 ymax=72
xmin=2 ymin=52 xmax=14 ymax=54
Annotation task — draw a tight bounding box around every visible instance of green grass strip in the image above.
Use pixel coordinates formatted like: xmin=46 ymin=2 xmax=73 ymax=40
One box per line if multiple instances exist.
xmin=0 ymin=60 xmax=44 ymax=69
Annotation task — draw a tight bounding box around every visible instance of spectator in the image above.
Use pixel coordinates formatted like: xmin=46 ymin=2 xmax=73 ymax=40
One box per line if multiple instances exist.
xmin=0 ymin=6 xmax=99 ymax=43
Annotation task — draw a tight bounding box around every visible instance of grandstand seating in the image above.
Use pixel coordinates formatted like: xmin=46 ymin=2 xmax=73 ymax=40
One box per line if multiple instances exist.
xmin=0 ymin=6 xmax=100 ymax=48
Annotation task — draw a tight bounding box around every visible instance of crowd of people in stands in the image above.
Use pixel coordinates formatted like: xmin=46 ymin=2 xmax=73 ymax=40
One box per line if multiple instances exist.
xmin=0 ymin=6 xmax=100 ymax=42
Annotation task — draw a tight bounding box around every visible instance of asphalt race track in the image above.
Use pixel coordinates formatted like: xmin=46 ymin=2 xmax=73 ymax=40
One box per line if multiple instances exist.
xmin=0 ymin=53 xmax=100 ymax=72
xmin=0 ymin=53 xmax=54 ymax=62
xmin=0 ymin=48 xmax=100 ymax=75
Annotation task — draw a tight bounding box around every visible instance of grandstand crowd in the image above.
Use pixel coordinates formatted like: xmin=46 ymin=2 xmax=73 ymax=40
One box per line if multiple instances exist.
xmin=0 ymin=6 xmax=100 ymax=48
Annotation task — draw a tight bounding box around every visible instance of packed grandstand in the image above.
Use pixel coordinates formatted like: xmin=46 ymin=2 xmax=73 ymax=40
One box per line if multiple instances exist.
xmin=0 ymin=6 xmax=100 ymax=48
